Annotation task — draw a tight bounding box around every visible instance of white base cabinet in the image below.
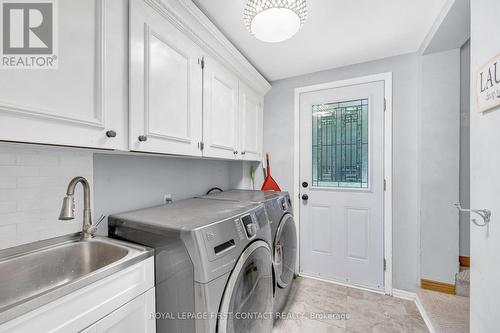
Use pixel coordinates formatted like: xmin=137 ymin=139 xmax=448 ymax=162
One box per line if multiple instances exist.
xmin=81 ymin=288 xmax=155 ymax=333
xmin=0 ymin=258 xmax=155 ymax=333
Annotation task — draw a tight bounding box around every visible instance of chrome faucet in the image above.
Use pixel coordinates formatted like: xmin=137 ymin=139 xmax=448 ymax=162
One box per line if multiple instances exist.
xmin=59 ymin=176 xmax=95 ymax=239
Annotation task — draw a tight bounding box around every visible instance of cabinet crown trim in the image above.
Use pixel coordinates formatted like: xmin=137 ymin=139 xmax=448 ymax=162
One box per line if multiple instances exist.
xmin=148 ymin=0 xmax=271 ymax=95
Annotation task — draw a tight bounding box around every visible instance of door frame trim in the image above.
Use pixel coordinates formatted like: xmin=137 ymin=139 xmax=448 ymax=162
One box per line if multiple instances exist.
xmin=293 ymin=72 xmax=393 ymax=294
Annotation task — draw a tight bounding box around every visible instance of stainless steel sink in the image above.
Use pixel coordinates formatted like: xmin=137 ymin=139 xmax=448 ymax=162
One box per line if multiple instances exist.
xmin=0 ymin=234 xmax=153 ymax=324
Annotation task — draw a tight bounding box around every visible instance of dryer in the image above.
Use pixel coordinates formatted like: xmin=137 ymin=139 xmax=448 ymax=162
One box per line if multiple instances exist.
xmin=108 ymin=198 xmax=273 ymax=333
xmin=200 ymin=190 xmax=297 ymax=314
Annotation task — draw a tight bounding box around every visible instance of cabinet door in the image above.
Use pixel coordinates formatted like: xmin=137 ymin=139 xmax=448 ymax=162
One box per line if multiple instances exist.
xmin=129 ymin=0 xmax=203 ymax=156
xmin=0 ymin=0 xmax=127 ymax=150
xmin=239 ymin=83 xmax=263 ymax=161
xmin=202 ymin=57 xmax=239 ymax=159
xmin=81 ymin=288 xmax=156 ymax=333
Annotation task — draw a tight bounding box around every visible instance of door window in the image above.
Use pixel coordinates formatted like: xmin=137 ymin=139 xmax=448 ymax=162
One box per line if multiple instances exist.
xmin=312 ymin=98 xmax=369 ymax=188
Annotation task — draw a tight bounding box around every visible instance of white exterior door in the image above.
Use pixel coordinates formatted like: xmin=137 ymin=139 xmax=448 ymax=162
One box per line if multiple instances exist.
xmin=239 ymin=83 xmax=263 ymax=161
xmin=299 ymin=81 xmax=385 ymax=291
xmin=202 ymin=57 xmax=239 ymax=159
xmin=129 ymin=0 xmax=203 ymax=156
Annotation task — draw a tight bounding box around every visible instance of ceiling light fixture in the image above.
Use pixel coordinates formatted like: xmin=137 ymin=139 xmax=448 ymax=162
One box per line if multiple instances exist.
xmin=244 ymin=0 xmax=307 ymax=43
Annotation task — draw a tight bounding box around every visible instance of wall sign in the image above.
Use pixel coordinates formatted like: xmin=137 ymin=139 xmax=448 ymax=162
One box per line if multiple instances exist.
xmin=477 ymin=53 xmax=500 ymax=112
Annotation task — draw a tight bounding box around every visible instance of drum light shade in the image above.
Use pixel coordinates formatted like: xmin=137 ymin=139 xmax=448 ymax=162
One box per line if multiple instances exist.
xmin=244 ymin=0 xmax=307 ymax=43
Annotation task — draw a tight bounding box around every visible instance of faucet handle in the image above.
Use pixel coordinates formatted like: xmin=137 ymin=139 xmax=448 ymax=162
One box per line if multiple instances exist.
xmin=95 ymin=214 xmax=106 ymax=226
xmin=88 ymin=215 xmax=106 ymax=236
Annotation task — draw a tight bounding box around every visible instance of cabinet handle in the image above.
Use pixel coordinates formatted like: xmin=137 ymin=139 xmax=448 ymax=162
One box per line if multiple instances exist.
xmin=106 ymin=130 xmax=117 ymax=138
xmin=138 ymin=135 xmax=148 ymax=142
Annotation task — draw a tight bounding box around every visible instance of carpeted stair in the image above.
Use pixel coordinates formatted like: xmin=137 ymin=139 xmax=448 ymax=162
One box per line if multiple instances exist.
xmin=455 ymin=269 xmax=470 ymax=297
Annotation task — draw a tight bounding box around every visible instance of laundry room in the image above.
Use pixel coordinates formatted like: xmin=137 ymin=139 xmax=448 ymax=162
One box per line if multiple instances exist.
xmin=0 ymin=0 xmax=498 ymax=332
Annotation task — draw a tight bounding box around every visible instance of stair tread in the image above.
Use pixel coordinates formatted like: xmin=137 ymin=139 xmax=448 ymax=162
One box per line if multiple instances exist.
xmin=456 ymin=269 xmax=470 ymax=283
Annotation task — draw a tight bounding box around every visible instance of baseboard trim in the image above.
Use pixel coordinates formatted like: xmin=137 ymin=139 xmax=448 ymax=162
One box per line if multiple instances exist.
xmin=297 ymin=273 xmax=386 ymax=295
xmin=392 ymin=288 xmax=416 ymax=300
xmin=421 ymin=279 xmax=455 ymax=294
xmin=392 ymin=289 xmax=435 ymax=333
xmin=415 ymin=293 xmax=437 ymax=333
xmin=459 ymin=256 xmax=470 ymax=267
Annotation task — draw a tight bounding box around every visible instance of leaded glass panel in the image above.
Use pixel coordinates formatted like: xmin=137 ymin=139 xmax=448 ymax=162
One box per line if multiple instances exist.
xmin=312 ymin=99 xmax=369 ymax=188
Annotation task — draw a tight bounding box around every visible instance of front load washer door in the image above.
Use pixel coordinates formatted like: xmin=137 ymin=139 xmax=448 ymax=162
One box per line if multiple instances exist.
xmin=274 ymin=214 xmax=297 ymax=288
xmin=218 ymin=240 xmax=273 ymax=333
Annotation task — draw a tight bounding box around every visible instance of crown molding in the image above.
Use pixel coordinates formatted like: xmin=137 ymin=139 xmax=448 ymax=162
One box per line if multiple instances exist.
xmin=151 ymin=0 xmax=271 ymax=95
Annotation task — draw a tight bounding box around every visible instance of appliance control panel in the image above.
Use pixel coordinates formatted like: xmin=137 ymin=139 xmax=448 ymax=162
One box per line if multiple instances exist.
xmin=240 ymin=213 xmax=258 ymax=239
xmin=280 ymin=197 xmax=289 ymax=211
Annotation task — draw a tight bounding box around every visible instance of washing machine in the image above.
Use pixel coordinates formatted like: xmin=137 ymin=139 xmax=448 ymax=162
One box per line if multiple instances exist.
xmin=108 ymin=198 xmax=273 ymax=333
xmin=200 ymin=190 xmax=297 ymax=314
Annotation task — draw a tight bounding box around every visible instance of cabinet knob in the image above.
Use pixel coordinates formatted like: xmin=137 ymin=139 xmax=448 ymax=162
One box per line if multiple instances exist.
xmin=233 ymin=150 xmax=238 ymax=155
xmin=106 ymin=130 xmax=117 ymax=138
xmin=301 ymin=194 xmax=309 ymax=201
xmin=241 ymin=151 xmax=246 ymax=155
xmin=138 ymin=135 xmax=148 ymax=142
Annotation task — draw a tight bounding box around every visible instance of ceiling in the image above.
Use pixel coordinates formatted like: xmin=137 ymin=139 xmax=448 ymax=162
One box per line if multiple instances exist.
xmin=421 ymin=0 xmax=470 ymax=55
xmin=192 ymin=0 xmax=449 ymax=81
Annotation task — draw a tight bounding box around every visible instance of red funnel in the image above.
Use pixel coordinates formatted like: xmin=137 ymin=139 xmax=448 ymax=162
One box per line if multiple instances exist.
xmin=261 ymin=153 xmax=281 ymax=191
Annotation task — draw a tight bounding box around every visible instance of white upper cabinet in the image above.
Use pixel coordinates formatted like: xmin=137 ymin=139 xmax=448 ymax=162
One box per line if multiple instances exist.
xmin=0 ymin=0 xmax=270 ymax=159
xmin=202 ymin=57 xmax=240 ymax=159
xmin=0 ymin=0 xmax=128 ymax=150
xmin=239 ymin=83 xmax=263 ymax=161
xmin=129 ymin=0 xmax=203 ymax=156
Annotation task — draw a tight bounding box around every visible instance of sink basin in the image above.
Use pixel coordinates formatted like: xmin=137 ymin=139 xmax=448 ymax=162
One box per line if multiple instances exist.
xmin=0 ymin=234 xmax=152 ymax=324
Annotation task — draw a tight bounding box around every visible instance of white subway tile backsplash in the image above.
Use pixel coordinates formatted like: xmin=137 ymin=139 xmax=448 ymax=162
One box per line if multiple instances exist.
xmin=0 ymin=211 xmax=44 ymax=226
xmin=17 ymin=153 xmax=59 ymax=166
xmin=17 ymin=176 xmax=60 ymax=188
xmin=39 ymin=166 xmax=88 ymax=177
xmin=16 ymin=199 xmax=43 ymax=212
xmin=0 ymin=188 xmax=40 ymax=202
xmin=0 ymin=202 xmax=16 ymax=214
xmin=0 ymin=177 xmax=16 ymax=189
xmin=0 ymin=153 xmax=16 ymax=165
xmin=0 ymin=166 xmax=38 ymax=177
xmin=17 ymin=221 xmax=52 ymax=233
xmin=0 ymin=144 xmax=93 ymax=250
xmin=0 ymin=225 xmax=16 ymax=238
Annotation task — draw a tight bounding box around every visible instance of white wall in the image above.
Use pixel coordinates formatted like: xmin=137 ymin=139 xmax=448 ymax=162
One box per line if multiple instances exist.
xmin=92 ymin=154 xmax=253 ymax=233
xmin=459 ymin=40 xmax=470 ymax=257
xmin=0 ymin=143 xmax=93 ymax=250
xmin=419 ymin=49 xmax=460 ymax=284
xmin=470 ymin=0 xmax=500 ymax=331
xmin=264 ymin=53 xmax=421 ymax=291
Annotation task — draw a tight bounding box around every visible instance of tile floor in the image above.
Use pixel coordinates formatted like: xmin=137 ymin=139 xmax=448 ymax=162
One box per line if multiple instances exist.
xmin=273 ymin=277 xmax=429 ymax=333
